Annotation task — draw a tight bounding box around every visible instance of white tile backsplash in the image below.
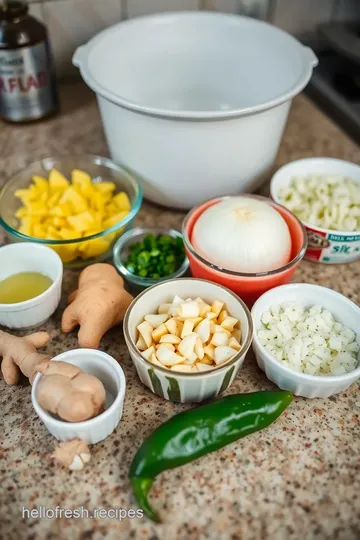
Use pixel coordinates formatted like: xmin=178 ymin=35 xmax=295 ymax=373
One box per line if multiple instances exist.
xmin=128 ymin=0 xmax=200 ymax=18
xmin=43 ymin=0 xmax=122 ymax=77
xmin=270 ymin=0 xmax=334 ymax=35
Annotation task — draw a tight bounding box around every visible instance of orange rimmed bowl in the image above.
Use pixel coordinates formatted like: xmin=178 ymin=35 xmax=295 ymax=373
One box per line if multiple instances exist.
xmin=182 ymin=195 xmax=307 ymax=306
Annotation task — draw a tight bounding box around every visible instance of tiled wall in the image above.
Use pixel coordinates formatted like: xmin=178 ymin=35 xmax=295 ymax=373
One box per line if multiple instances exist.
xmin=25 ymin=0 xmax=359 ymax=78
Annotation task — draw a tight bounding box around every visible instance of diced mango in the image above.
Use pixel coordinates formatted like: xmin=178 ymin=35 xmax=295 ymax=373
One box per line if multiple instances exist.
xmin=48 ymin=169 xmax=69 ymax=191
xmin=79 ymin=238 xmax=110 ymax=259
xmin=112 ymin=192 xmax=131 ymax=211
xmin=67 ymin=211 xmax=95 ymax=232
xmin=103 ymin=211 xmax=128 ymax=230
xmin=95 ymin=182 xmax=116 ymax=194
xmin=14 ymin=167 xmax=132 ymax=263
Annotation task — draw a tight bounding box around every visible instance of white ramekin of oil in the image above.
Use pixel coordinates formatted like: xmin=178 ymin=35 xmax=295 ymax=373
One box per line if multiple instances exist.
xmin=0 ymin=243 xmax=63 ymax=329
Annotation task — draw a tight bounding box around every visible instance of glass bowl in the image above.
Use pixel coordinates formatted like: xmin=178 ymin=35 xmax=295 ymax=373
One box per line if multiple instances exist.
xmin=0 ymin=155 xmax=142 ymax=268
xmin=113 ymin=227 xmax=189 ymax=293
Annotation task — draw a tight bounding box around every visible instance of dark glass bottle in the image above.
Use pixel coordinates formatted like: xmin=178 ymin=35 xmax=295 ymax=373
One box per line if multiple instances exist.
xmin=0 ymin=0 xmax=58 ymax=122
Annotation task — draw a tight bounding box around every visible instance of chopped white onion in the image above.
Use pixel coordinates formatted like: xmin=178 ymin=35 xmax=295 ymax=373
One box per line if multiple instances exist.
xmin=277 ymin=174 xmax=360 ymax=232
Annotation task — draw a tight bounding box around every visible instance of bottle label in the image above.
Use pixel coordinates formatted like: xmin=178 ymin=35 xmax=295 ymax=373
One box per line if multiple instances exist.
xmin=0 ymin=41 xmax=57 ymax=121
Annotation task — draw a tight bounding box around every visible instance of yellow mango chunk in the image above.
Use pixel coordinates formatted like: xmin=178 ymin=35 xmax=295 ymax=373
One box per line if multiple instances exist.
xmin=95 ymin=182 xmax=116 ymax=194
xmin=79 ymin=238 xmax=110 ymax=259
xmin=59 ymin=187 xmax=88 ymax=213
xmin=112 ymin=192 xmax=131 ymax=211
xmin=27 ymin=201 xmax=48 ymax=217
xmin=103 ymin=211 xmax=128 ymax=230
xmin=50 ymin=244 xmax=78 ymax=263
xmin=32 ymin=176 xmax=49 ymax=191
xmin=72 ymin=169 xmax=92 ymax=189
xmin=33 ymin=224 xmax=47 ymax=238
xmin=67 ymin=211 xmax=95 ymax=232
xmin=15 ymin=207 xmax=27 ymax=219
xmin=18 ymin=217 xmax=32 ymax=236
xmin=49 ymin=169 xmax=69 ymax=191
xmin=58 ymin=227 xmax=81 ymax=240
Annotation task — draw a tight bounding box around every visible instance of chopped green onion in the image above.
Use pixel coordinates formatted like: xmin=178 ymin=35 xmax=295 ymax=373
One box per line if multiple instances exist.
xmin=124 ymin=233 xmax=185 ymax=280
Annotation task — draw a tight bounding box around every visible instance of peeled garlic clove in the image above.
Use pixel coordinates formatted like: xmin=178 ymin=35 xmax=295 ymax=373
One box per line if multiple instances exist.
xmin=159 ymin=334 xmax=181 ymax=345
xmin=214 ymin=346 xmax=238 ymax=365
xmin=229 ymin=337 xmax=241 ymax=351
xmin=165 ymin=317 xmax=178 ymax=335
xmin=158 ymin=303 xmax=171 ymax=314
xmin=232 ymin=329 xmax=242 ymax=343
xmin=178 ymin=333 xmax=197 ymax=360
xmin=181 ymin=319 xmax=195 ymax=338
xmin=150 ymin=353 xmax=164 ymax=367
xmin=195 ymin=338 xmax=204 ymax=360
xmin=144 ymin=313 xmax=169 ymax=328
xmin=211 ymin=300 xmax=224 ymax=318
xmin=218 ymin=309 xmax=228 ymax=324
xmin=221 ymin=316 xmax=239 ymax=332
xmin=178 ymin=301 xmax=200 ymax=319
xmin=204 ymin=343 xmax=215 ymax=360
xmin=142 ymin=346 xmax=155 ymax=360
xmin=211 ymin=332 xmax=229 ymax=347
xmin=136 ymin=335 xmax=147 ymax=351
xmin=137 ymin=321 xmax=153 ymax=348
xmin=194 ymin=318 xmax=210 ymax=343
xmin=152 ymin=323 xmax=168 ymax=342
xmin=51 ymin=440 xmax=91 ymax=471
xmin=196 ymin=362 xmax=214 ymax=372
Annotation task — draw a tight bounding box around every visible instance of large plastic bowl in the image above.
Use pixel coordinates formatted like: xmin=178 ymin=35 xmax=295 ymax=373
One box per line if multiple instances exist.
xmin=0 ymin=155 xmax=142 ymax=268
xmin=73 ymin=12 xmax=317 ymax=209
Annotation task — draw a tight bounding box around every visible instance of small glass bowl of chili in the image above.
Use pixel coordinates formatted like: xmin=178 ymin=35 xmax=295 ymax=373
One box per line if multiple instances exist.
xmin=113 ymin=227 xmax=189 ymax=291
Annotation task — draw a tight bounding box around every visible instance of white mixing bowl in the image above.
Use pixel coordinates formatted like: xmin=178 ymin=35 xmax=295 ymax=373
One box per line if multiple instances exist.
xmin=73 ymin=12 xmax=318 ymax=209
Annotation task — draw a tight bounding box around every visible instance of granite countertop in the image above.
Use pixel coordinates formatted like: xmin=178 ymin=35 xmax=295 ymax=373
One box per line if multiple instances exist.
xmin=0 ymin=82 xmax=359 ymax=540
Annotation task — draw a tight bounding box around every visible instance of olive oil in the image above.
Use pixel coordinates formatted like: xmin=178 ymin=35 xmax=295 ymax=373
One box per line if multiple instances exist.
xmin=0 ymin=272 xmax=53 ymax=303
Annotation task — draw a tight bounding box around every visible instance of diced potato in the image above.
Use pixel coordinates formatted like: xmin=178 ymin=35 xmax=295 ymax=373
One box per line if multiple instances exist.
xmin=152 ymin=323 xmax=168 ymax=342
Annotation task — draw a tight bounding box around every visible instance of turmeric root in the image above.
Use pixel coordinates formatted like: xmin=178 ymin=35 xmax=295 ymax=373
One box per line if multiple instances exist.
xmin=0 ymin=330 xmax=106 ymax=422
xmin=62 ymin=263 xmax=133 ymax=348
xmin=51 ymin=440 xmax=91 ymax=470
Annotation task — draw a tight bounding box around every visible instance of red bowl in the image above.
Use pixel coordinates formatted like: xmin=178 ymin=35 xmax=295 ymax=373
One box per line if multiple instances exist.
xmin=182 ymin=195 xmax=307 ymax=306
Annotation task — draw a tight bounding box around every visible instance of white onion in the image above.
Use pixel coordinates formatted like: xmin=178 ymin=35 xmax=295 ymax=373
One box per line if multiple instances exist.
xmin=192 ymin=197 xmax=291 ymax=273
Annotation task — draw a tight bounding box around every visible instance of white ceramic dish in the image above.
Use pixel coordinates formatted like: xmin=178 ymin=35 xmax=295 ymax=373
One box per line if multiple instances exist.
xmin=124 ymin=278 xmax=253 ymax=403
xmin=73 ymin=12 xmax=317 ymax=209
xmin=0 ymin=243 xmax=63 ymax=329
xmin=32 ymin=349 xmax=126 ymax=444
xmin=270 ymin=157 xmax=360 ymax=264
xmin=251 ymin=283 xmax=360 ymax=398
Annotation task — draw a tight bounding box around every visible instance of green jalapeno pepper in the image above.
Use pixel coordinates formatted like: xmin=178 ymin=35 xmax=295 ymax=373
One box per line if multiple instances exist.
xmin=129 ymin=390 xmax=293 ymax=521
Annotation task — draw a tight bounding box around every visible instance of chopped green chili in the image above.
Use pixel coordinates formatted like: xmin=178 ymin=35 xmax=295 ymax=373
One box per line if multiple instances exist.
xmin=124 ymin=233 xmax=185 ymax=280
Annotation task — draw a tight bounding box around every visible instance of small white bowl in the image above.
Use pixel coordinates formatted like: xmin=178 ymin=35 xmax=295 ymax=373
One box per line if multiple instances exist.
xmin=32 ymin=349 xmax=126 ymax=444
xmin=0 ymin=243 xmax=63 ymax=329
xmin=124 ymin=278 xmax=253 ymax=403
xmin=270 ymin=158 xmax=360 ymax=264
xmin=251 ymin=283 xmax=360 ymax=398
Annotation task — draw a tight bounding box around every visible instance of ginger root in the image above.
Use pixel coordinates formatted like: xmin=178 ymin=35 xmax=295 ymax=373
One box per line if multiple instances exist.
xmin=62 ymin=263 xmax=133 ymax=348
xmin=0 ymin=329 xmax=51 ymax=385
xmin=36 ymin=360 xmax=106 ymax=422
xmin=0 ymin=330 xmax=106 ymax=422
xmin=51 ymin=440 xmax=91 ymax=470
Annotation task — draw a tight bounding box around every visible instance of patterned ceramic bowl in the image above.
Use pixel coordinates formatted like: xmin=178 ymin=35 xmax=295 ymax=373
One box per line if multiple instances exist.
xmin=123 ymin=278 xmax=253 ymax=403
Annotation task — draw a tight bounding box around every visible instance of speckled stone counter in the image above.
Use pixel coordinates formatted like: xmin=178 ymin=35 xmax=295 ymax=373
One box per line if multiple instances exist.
xmin=0 ymin=82 xmax=359 ymax=540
